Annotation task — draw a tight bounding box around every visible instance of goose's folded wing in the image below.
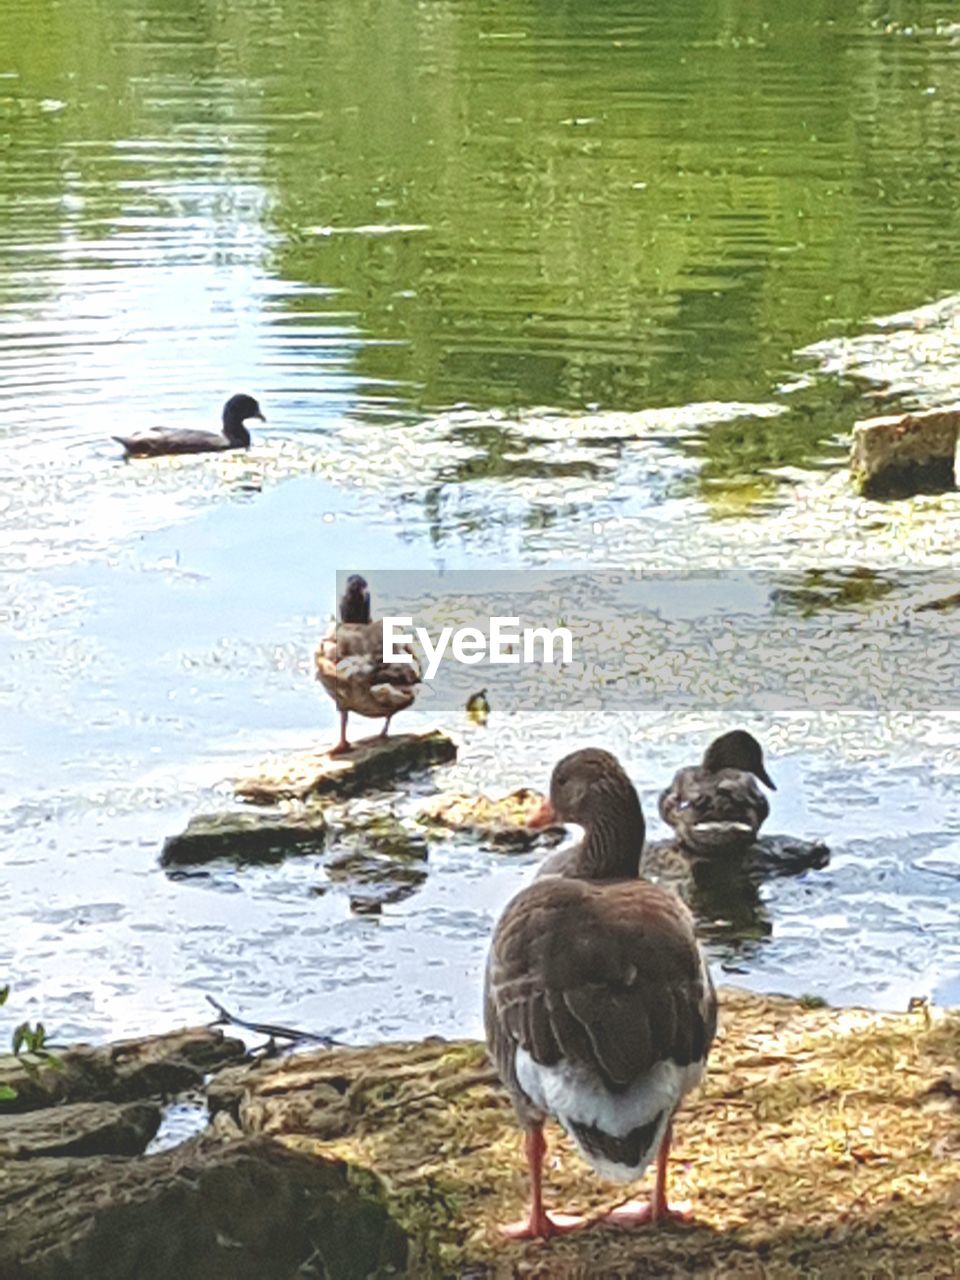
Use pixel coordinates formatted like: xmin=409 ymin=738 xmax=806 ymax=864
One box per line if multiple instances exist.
xmin=487 ymin=878 xmax=716 ymax=1090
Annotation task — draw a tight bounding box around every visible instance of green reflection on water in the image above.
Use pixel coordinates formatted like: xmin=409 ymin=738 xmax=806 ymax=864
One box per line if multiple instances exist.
xmin=3 ymin=0 xmax=960 ymax=490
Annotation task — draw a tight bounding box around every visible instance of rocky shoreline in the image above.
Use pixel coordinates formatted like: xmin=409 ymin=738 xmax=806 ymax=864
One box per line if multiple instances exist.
xmin=1 ymin=991 xmax=957 ymax=1278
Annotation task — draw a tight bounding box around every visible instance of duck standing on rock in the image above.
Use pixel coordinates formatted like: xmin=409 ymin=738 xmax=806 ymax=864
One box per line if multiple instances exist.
xmin=659 ymin=729 xmax=776 ymax=856
xmin=113 ymin=393 xmax=265 ymax=457
xmin=485 ymin=748 xmax=717 ymax=1239
xmin=315 ymin=575 xmax=421 ymax=756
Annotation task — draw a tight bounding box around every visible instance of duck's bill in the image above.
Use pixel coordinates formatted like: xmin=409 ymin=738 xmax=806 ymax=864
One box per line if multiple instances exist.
xmin=527 ymin=797 xmax=558 ymax=830
xmin=254 ymin=412 xmax=266 ymax=421
xmin=757 ymin=765 xmax=776 ymax=790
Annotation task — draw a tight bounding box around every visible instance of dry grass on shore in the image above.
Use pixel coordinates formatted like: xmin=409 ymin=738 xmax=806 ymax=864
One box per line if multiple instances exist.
xmin=224 ymin=986 xmax=960 ymax=1276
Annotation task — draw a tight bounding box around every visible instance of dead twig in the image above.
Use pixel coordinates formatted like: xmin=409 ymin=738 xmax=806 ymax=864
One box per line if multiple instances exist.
xmin=205 ymin=996 xmax=343 ymax=1047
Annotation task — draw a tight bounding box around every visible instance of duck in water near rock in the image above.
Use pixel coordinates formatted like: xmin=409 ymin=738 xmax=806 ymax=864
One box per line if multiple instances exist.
xmin=658 ymin=729 xmax=776 ymax=856
xmin=485 ymin=748 xmax=717 ymax=1239
xmin=113 ymin=393 xmax=265 ymax=457
xmin=315 ymin=575 xmax=421 ymax=756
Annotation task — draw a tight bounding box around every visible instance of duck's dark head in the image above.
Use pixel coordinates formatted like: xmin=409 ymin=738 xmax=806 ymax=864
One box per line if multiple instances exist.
xmin=339 ymin=574 xmax=371 ymax=624
xmin=703 ymin=729 xmax=775 ymax=789
xmin=530 ymin=747 xmax=644 ymax=845
xmin=221 ymin=393 xmax=265 ymax=445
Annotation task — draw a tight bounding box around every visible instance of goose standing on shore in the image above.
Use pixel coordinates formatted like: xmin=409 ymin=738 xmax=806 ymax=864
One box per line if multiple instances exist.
xmin=315 ymin=575 xmax=421 ymax=756
xmin=113 ymin=393 xmax=264 ymax=457
xmin=485 ymin=748 xmax=717 ymax=1239
xmin=659 ymin=729 xmax=776 ymax=855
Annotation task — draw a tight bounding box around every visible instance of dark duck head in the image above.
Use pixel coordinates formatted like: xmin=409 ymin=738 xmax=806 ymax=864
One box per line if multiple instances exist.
xmin=221 ymin=393 xmax=265 ymax=447
xmin=702 ymin=729 xmax=775 ymax=789
xmin=339 ymin=574 xmax=372 ymax=625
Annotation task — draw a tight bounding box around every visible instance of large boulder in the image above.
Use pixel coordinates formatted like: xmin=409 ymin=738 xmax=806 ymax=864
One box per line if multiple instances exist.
xmin=850 ymin=406 xmax=960 ymax=496
xmin=0 ymin=1137 xmax=408 ymax=1280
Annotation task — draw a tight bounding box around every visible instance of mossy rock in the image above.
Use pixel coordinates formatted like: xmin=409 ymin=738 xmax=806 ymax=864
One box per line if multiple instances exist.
xmin=418 ymin=787 xmax=564 ymax=850
xmin=236 ymin=732 xmax=457 ymax=804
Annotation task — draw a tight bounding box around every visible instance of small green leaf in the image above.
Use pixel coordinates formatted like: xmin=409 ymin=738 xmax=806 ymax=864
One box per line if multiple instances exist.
xmin=0 ymin=985 xmax=10 ymax=1007
xmin=0 ymin=1085 xmax=17 ymax=1101
xmin=11 ymin=1022 xmax=28 ymax=1056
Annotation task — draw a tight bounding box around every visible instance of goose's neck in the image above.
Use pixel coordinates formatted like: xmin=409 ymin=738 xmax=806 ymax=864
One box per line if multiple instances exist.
xmin=570 ymin=800 xmax=645 ymax=880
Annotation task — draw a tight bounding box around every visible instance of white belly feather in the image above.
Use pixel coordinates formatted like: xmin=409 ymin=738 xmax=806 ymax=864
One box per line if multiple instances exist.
xmin=515 ymin=1049 xmax=704 ymax=1182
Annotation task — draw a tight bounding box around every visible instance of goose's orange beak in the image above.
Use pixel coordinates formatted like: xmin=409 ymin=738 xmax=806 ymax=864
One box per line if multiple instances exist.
xmin=527 ymin=797 xmax=557 ymax=830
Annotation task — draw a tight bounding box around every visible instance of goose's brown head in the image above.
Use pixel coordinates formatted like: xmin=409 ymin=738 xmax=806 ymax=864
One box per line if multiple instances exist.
xmin=529 ymin=747 xmax=644 ymax=832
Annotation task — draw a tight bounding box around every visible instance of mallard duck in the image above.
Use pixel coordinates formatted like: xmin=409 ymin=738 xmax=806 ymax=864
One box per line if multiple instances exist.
xmin=658 ymin=729 xmax=775 ymax=855
xmin=485 ymin=748 xmax=717 ymax=1239
xmin=113 ymin=393 xmax=264 ymax=457
xmin=315 ymin=575 xmax=421 ymax=756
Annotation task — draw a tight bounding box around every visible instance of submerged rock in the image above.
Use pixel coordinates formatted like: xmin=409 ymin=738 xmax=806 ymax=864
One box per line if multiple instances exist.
xmin=641 ymin=834 xmax=830 ymax=949
xmin=235 ymin=731 xmax=457 ymax=804
xmin=161 ymin=808 xmax=327 ymax=868
xmin=642 ymin=832 xmax=830 ymax=884
xmin=324 ymin=813 xmax=429 ymax=915
xmin=326 ymin=849 xmax=428 ymax=916
xmin=418 ymin=787 xmax=564 ymax=849
xmin=850 ymin=406 xmax=960 ymax=497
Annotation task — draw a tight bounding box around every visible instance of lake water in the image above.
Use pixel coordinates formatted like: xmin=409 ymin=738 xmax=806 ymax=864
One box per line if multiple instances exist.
xmin=2 ymin=0 xmax=960 ymax=1046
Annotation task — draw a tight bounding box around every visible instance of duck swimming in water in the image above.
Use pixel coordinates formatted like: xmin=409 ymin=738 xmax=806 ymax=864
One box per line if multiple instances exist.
xmin=485 ymin=748 xmax=717 ymax=1239
xmin=315 ymin=575 xmax=421 ymax=756
xmin=658 ymin=729 xmax=776 ymax=856
xmin=113 ymin=393 xmax=265 ymax=457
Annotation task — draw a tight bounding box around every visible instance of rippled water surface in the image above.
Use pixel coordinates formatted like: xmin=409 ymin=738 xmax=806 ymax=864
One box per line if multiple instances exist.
xmin=2 ymin=0 xmax=960 ymax=1044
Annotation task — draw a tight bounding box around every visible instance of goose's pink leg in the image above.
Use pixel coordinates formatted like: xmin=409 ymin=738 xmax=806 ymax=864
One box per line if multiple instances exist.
xmin=329 ymin=710 xmax=352 ymax=756
xmin=500 ymin=1126 xmax=587 ymax=1240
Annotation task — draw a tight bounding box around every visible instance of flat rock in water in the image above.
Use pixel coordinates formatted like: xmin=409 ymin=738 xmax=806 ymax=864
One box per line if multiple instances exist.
xmin=161 ymin=808 xmax=327 ymax=867
xmin=0 ymin=1100 xmax=160 ymax=1159
xmin=850 ymin=406 xmax=960 ymax=497
xmin=0 ymin=1136 xmax=408 ymax=1280
xmin=643 ymin=832 xmax=828 ymax=880
xmin=0 ymin=1026 xmax=245 ymax=1114
xmin=418 ymin=787 xmax=564 ymax=849
xmin=235 ymin=731 xmax=457 ymax=804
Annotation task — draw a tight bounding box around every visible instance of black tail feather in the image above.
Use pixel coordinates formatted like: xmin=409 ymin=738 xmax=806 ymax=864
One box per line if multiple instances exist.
xmin=569 ymin=1109 xmax=664 ymax=1170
